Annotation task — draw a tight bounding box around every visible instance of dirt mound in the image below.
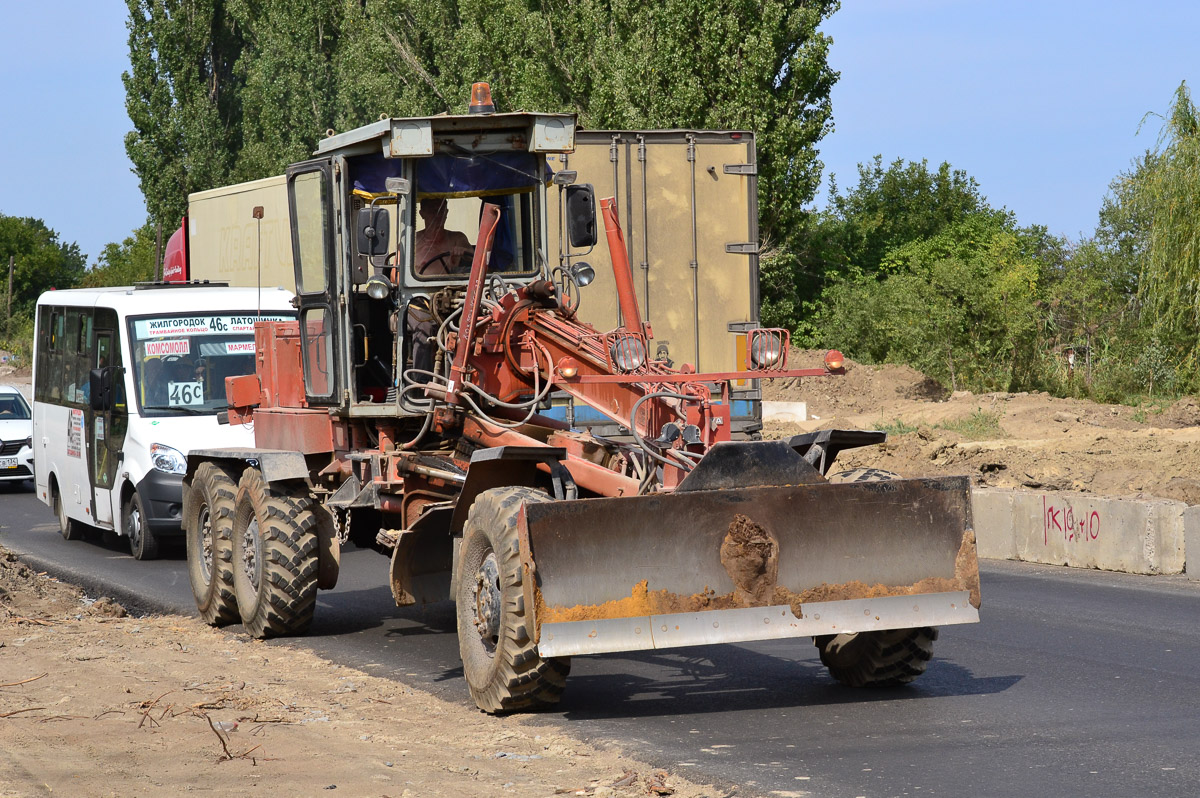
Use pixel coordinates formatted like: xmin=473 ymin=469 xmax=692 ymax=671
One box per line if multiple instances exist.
xmin=768 ymin=351 xmax=946 ymax=418
xmin=763 ymin=352 xmax=1200 ymax=504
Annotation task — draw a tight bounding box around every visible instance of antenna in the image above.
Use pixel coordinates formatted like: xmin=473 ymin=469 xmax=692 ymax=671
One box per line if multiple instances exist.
xmin=253 ymin=206 xmax=265 ymax=316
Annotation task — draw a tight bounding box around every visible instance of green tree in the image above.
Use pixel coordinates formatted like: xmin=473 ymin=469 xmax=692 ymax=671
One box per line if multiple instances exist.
xmin=229 ymin=0 xmax=345 ymax=180
xmin=124 ymin=0 xmax=245 ymax=227
xmin=0 ymin=215 xmax=88 ymax=318
xmin=787 ymin=157 xmax=1011 ymax=342
xmin=825 ymin=156 xmax=1005 ymax=276
xmin=81 ymin=223 xmax=159 ymax=288
xmin=817 ymin=212 xmax=1056 ymax=393
xmin=1130 ymin=82 xmax=1200 ymax=367
xmin=125 ymin=0 xmax=840 ymax=293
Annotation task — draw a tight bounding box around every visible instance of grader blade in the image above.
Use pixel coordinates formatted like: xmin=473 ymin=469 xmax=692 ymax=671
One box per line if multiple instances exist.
xmin=521 ymin=475 xmax=981 ymax=657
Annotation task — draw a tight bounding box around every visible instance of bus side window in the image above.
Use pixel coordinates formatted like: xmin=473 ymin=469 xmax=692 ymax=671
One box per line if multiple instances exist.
xmin=74 ymin=310 xmax=93 ymax=406
xmin=94 ymin=308 xmax=125 ymax=411
xmin=37 ymin=308 xmax=65 ymax=403
xmin=64 ymin=309 xmax=87 ymax=405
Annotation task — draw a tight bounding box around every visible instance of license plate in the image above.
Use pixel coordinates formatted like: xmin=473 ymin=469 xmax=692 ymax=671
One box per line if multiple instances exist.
xmin=0 ymin=457 xmax=17 ymax=469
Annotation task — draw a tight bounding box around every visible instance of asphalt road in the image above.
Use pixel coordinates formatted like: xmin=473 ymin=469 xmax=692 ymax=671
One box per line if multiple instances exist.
xmin=4 ymin=484 xmax=1200 ymax=797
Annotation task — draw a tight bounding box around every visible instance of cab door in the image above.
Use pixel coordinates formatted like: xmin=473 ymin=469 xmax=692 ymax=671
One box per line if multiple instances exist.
xmin=286 ymin=157 xmax=343 ymax=406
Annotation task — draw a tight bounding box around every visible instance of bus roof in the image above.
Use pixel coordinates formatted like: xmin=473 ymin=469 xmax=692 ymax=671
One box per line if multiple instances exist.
xmin=36 ymin=285 xmax=295 ymax=314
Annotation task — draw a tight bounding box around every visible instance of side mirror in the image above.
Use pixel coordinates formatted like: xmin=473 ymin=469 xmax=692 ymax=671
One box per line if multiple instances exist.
xmin=356 ymin=207 xmax=391 ymax=256
xmin=565 ymin=183 xmax=597 ymax=248
xmin=89 ymin=367 xmax=113 ymax=412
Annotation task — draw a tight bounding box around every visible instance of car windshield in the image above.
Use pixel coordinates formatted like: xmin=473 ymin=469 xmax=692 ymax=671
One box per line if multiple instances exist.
xmin=0 ymin=392 xmax=30 ymax=419
xmin=128 ymin=312 xmax=291 ymax=415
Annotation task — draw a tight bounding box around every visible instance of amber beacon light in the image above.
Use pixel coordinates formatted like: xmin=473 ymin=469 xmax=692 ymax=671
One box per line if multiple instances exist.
xmin=469 ymin=82 xmax=495 ymax=114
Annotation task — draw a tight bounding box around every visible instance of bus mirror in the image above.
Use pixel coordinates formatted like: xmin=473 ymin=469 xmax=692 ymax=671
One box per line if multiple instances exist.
xmin=565 ymin=183 xmax=597 ymax=248
xmin=89 ymin=367 xmax=113 ymax=412
xmin=356 ymin=207 xmax=391 ymax=256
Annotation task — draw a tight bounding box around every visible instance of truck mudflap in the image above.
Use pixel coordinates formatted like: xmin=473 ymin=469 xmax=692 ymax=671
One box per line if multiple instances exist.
xmin=520 ymin=475 xmax=981 ymax=658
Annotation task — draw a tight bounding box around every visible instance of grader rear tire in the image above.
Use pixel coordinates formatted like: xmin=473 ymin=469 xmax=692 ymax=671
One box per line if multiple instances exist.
xmin=231 ymin=468 xmax=319 ymax=638
xmin=818 ymin=467 xmax=938 ymax=687
xmin=456 ymin=486 xmax=570 ymax=714
xmin=185 ymin=462 xmax=239 ymax=626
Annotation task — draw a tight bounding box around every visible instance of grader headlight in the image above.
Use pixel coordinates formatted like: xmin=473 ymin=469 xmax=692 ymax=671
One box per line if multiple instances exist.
xmin=748 ymin=328 xmax=788 ymax=370
xmin=610 ymin=336 xmax=647 ymax=373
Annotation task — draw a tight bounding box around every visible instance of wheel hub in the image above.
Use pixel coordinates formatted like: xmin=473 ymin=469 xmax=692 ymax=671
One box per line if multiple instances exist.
xmin=472 ymin=553 xmax=502 ymax=653
xmin=127 ymin=502 xmax=142 ymax=548
xmin=198 ymin=506 xmax=214 ymax=583
xmin=241 ymin=518 xmax=261 ymax=590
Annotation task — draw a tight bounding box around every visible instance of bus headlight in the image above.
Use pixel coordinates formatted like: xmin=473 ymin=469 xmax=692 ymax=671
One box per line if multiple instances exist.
xmin=150 ymin=443 xmax=187 ymax=475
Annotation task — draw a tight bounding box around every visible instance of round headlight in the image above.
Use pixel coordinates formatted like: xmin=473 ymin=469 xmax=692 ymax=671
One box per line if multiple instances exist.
xmin=749 ymin=335 xmax=783 ymax=369
xmin=610 ymin=337 xmax=647 ymax=373
xmin=570 ymin=261 xmax=596 ymax=287
xmin=365 ymin=273 xmax=393 ymax=300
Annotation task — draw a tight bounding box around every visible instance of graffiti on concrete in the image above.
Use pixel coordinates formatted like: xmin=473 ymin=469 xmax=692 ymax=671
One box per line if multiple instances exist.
xmin=1044 ymin=495 xmax=1100 ymax=544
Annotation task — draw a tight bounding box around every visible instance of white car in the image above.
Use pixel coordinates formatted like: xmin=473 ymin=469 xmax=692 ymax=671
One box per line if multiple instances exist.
xmin=0 ymin=385 xmax=33 ymax=485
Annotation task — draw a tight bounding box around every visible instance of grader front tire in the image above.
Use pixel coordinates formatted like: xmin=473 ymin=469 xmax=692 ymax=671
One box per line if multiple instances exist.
xmin=815 ymin=627 xmax=939 ymax=687
xmin=456 ymin=487 xmax=570 ymax=714
xmin=819 ymin=467 xmax=938 ymax=687
xmin=231 ymin=468 xmax=319 ymax=638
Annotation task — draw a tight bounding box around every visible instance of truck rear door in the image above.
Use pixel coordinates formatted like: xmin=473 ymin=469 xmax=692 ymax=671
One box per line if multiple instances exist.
xmin=549 ymin=130 xmax=761 ymax=436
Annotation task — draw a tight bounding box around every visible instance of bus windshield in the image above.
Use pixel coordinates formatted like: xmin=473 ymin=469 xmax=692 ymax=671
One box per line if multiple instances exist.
xmin=128 ymin=312 xmax=292 ymax=415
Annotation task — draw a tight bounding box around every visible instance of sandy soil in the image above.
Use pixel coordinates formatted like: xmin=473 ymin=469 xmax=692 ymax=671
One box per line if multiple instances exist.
xmin=764 ymin=351 xmax=1200 ymax=505
xmin=0 ymin=550 xmax=715 ymax=798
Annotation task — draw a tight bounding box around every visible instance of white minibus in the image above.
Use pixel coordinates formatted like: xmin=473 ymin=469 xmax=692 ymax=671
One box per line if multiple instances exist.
xmin=33 ymin=283 xmax=294 ymax=559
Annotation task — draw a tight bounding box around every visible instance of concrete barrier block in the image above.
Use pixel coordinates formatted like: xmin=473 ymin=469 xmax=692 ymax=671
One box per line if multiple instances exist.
xmin=762 ymin=400 xmax=807 ymax=423
xmin=971 ymin=489 xmax=1016 ymax=560
xmin=1185 ymin=506 xmax=1200 ymax=578
xmin=971 ymin=488 xmax=1186 ymax=575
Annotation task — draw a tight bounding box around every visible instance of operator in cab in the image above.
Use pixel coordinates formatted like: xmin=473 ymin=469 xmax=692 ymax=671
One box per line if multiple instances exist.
xmin=414 ymin=198 xmax=474 ymax=275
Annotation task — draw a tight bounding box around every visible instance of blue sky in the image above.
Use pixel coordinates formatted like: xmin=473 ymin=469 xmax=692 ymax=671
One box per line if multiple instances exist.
xmin=818 ymin=1 xmax=1195 ymax=237
xmin=0 ymin=2 xmax=1195 ymax=265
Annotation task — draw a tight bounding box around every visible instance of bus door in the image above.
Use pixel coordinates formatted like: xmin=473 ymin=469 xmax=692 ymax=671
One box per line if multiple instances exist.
xmin=88 ymin=309 xmax=127 ymax=525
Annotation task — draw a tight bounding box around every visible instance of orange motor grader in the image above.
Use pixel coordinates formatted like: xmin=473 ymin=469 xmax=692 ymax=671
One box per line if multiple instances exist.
xmin=181 ymin=86 xmax=980 ymax=713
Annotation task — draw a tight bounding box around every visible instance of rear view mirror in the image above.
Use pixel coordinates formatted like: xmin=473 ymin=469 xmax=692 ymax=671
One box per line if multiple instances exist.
xmin=89 ymin=367 xmax=114 ymax=412
xmin=565 ymin=183 xmax=597 ymax=248
xmin=356 ymin=207 xmax=390 ymax=256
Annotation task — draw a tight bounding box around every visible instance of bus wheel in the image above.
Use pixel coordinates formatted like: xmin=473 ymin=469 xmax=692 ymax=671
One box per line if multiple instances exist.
xmin=53 ymin=485 xmax=86 ymax=542
xmin=125 ymin=491 xmax=159 ymax=560
xmin=185 ymin=462 xmax=239 ymax=626
xmin=231 ymin=468 xmax=318 ymax=638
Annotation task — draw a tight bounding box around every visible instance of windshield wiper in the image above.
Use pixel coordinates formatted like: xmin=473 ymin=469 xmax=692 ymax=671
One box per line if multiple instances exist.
xmin=142 ymin=405 xmax=210 ymax=415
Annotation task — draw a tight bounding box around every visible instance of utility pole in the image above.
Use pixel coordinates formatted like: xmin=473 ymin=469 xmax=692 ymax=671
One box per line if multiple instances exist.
xmin=6 ymin=255 xmax=13 ymax=337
